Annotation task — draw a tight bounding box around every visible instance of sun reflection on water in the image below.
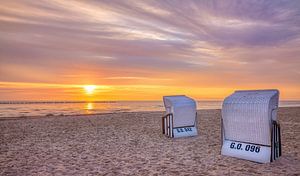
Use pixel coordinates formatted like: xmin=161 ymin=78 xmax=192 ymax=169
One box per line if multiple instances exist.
xmin=85 ymin=102 xmax=94 ymax=113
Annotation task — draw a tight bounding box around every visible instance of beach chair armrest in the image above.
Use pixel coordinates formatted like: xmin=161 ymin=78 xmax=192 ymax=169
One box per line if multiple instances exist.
xmin=162 ymin=113 xmax=173 ymax=136
xmin=162 ymin=113 xmax=172 ymax=118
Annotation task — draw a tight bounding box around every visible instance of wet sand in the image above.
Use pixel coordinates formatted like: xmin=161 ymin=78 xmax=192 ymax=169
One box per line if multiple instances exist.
xmin=0 ymin=107 xmax=299 ymax=175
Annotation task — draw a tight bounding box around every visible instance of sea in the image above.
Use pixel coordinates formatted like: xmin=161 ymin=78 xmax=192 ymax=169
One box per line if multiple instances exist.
xmin=0 ymin=101 xmax=300 ymax=118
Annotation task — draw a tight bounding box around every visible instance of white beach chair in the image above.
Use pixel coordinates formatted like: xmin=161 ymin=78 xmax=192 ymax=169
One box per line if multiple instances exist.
xmin=221 ymin=90 xmax=281 ymax=163
xmin=162 ymin=95 xmax=198 ymax=138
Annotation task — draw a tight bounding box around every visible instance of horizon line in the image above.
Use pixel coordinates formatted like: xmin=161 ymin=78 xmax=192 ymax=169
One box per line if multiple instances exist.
xmin=1 ymin=99 xmax=300 ymax=104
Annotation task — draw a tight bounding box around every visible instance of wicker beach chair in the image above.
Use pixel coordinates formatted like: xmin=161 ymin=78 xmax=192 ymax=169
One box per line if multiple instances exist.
xmin=221 ymin=90 xmax=281 ymax=163
xmin=162 ymin=95 xmax=198 ymax=138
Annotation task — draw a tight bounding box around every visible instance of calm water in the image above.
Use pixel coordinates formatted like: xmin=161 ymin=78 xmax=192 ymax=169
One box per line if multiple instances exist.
xmin=0 ymin=101 xmax=299 ymax=118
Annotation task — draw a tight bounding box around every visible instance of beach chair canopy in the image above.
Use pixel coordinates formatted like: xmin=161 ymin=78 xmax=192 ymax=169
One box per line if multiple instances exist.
xmin=222 ymin=89 xmax=279 ymax=146
xmin=163 ymin=95 xmax=197 ymax=128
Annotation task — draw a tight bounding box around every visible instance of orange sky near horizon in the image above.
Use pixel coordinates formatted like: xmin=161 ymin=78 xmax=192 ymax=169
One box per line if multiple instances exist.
xmin=0 ymin=81 xmax=299 ymax=101
xmin=0 ymin=1 xmax=300 ymax=101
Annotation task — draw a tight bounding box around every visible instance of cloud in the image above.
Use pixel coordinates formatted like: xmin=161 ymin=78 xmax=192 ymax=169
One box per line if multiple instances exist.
xmin=0 ymin=0 xmax=299 ymax=99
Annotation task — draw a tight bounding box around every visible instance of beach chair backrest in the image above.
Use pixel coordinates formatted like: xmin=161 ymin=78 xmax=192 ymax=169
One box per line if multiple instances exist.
xmin=222 ymin=90 xmax=279 ymax=145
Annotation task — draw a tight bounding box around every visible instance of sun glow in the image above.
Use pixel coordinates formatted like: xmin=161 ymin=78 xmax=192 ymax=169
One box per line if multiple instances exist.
xmin=83 ymin=85 xmax=97 ymax=95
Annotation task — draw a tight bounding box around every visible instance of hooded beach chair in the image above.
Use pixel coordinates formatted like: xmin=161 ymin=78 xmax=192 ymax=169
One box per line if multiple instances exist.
xmin=221 ymin=90 xmax=281 ymax=163
xmin=162 ymin=95 xmax=198 ymax=138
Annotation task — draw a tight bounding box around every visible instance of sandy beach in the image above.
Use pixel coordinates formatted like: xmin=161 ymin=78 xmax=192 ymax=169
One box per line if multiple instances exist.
xmin=0 ymin=107 xmax=299 ymax=175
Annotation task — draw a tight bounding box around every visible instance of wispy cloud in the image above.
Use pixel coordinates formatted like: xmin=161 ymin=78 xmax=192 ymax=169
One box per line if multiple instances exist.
xmin=0 ymin=0 xmax=299 ymax=100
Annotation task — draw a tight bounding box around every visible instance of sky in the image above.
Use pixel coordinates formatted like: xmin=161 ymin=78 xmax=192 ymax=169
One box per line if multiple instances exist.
xmin=0 ymin=0 xmax=300 ymax=101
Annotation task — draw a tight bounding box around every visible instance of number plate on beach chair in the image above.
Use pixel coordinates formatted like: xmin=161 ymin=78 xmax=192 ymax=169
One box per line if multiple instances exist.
xmin=173 ymin=127 xmax=197 ymax=138
xmin=221 ymin=140 xmax=271 ymax=163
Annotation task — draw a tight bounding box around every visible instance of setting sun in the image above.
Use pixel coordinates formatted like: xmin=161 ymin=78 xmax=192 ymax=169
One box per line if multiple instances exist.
xmin=83 ymin=85 xmax=97 ymax=95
